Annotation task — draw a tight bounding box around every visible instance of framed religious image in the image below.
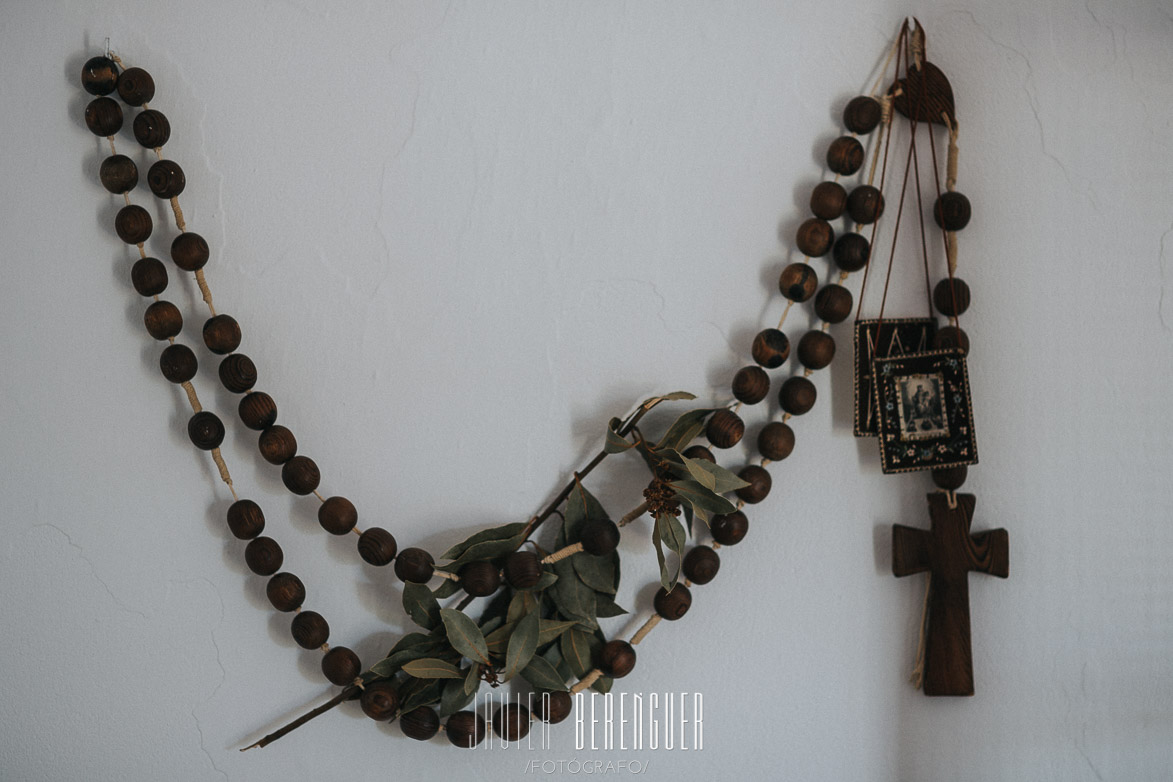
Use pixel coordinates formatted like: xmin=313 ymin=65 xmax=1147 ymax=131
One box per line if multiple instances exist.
xmin=853 ymin=318 xmax=937 ymax=437
xmin=872 ymin=348 xmax=978 ymax=474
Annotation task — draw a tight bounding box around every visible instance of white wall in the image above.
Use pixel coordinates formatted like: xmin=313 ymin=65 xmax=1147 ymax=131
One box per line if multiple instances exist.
xmin=2 ymin=1 xmax=1171 ymax=780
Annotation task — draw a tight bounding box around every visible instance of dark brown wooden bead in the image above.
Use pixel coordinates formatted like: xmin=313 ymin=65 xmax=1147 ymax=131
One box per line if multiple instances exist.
xmin=188 ymin=411 xmax=225 ymax=450
xmin=504 ymin=551 xmax=543 ymax=589
xmin=282 ymin=455 xmax=321 ymax=495
xmin=580 ymin=519 xmax=620 ymax=556
xmin=934 ymin=191 xmax=971 ymax=230
xmin=779 ymin=376 xmax=817 ymax=415
xmin=832 ymin=232 xmax=870 ymax=272
xmin=492 ymin=703 xmax=531 ymax=742
xmin=847 ymin=185 xmax=885 ymax=224
xmin=711 ymin=511 xmax=748 ymax=546
xmin=731 ymin=365 xmax=770 ymax=405
xmin=99 ymin=154 xmax=138 ymax=194
xmin=84 ymin=97 xmax=123 ymax=136
xmin=400 ymin=706 xmax=441 ymax=741
xmin=115 ymin=204 xmax=152 ymax=244
xmin=757 ymin=421 xmax=795 ymax=461
xmin=827 ymin=136 xmax=864 ymax=175
xmin=318 ymin=496 xmax=358 ymax=535
xmin=360 ymin=681 xmax=400 ymax=721
xmin=394 ymin=548 xmax=435 ymax=583
xmin=735 ymin=465 xmax=771 ymax=504
xmin=115 ymin=67 xmax=155 ymax=106
xmin=933 ymin=278 xmax=971 ymax=317
xmin=133 ymin=109 xmax=171 ymax=148
xmin=751 ymin=328 xmax=790 ymax=369
xmin=143 ymin=300 xmax=182 ymax=340
xmin=238 ymin=392 xmax=277 ymax=430
xmin=705 ymin=409 xmax=745 ymax=449
xmin=797 ymin=330 xmax=836 ymax=370
xmin=795 ymin=219 xmax=834 ymax=258
xmin=534 ymin=691 xmax=573 ymax=724
xmin=844 ymin=96 xmax=882 ymax=134
xmin=159 ymin=343 xmax=197 ymax=383
xmin=654 ymin=584 xmax=692 ymax=620
xmin=147 ymin=159 xmax=185 ymax=199
xmin=226 ymin=499 xmax=265 ymax=540
xmin=933 ymin=326 xmax=970 ymax=355
xmin=682 ymin=445 xmax=715 ymax=463
xmin=258 ymin=425 xmax=297 ymax=465
xmin=218 ymin=354 xmax=257 ymax=393
xmin=130 ymin=257 xmax=168 ymax=296
xmin=244 ymin=536 xmax=283 ymax=576
xmin=459 ymin=560 xmax=501 ymax=596
xmin=931 ymin=465 xmax=968 ymax=490
xmin=810 ymin=181 xmax=847 ymax=220
xmin=446 ymin=711 xmax=487 ymax=748
xmin=266 ymin=572 xmax=306 ymax=612
xmin=81 ymin=56 xmax=119 ymax=96
xmin=321 ymin=646 xmax=361 ymax=686
xmin=170 ymin=232 xmax=210 ymax=272
xmin=291 ymin=610 xmax=330 ymax=649
xmin=202 ymin=314 xmax=241 ymax=355
xmin=779 ymin=262 xmax=819 ymax=302
xmin=358 ymin=527 xmax=398 ymax=566
xmin=600 ymin=640 xmax=636 ymax=678
xmin=682 ymin=545 xmax=720 ymax=585
xmin=814 ymin=284 xmax=853 ymax=324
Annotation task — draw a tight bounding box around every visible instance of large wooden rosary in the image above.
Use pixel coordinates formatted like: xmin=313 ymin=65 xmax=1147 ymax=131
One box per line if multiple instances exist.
xmin=76 ymin=20 xmax=1008 ymax=749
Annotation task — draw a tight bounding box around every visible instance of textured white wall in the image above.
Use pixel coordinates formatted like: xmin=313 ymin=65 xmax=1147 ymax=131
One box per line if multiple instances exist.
xmin=2 ymin=1 xmax=1171 ymax=780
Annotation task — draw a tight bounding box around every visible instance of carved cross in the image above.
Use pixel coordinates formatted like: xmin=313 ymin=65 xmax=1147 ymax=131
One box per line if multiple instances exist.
xmin=892 ymin=492 xmax=1009 ymax=696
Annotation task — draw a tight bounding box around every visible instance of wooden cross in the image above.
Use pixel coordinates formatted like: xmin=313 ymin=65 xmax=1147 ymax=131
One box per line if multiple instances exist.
xmin=892 ymin=492 xmax=1009 ymax=696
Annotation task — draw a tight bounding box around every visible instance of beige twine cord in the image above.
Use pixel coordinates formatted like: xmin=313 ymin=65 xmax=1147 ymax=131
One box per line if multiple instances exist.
xmin=630 ymin=614 xmax=662 ymax=645
xmin=180 ymin=381 xmax=202 ymax=412
xmin=193 ymin=269 xmax=217 ymax=316
xmin=570 ymin=669 xmax=603 ymax=694
xmin=541 ymin=542 xmax=583 ymax=564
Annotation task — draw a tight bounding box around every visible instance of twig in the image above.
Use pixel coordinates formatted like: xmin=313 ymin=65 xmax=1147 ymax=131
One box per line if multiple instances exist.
xmin=240 ymin=684 xmax=360 ymax=751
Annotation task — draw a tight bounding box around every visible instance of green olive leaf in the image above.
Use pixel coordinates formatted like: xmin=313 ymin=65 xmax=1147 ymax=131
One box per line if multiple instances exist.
xmin=440 ymin=522 xmax=529 ymax=572
xmin=524 ymin=571 xmax=559 ymax=592
xmin=440 ymin=674 xmax=476 ymax=717
xmin=432 ymin=578 xmax=462 ymax=600
xmin=561 ymin=625 xmax=601 ymax=678
xmin=594 ymin=594 xmax=628 ymax=618
xmin=521 ymin=655 xmax=569 ymax=692
xmin=604 ymin=426 xmax=635 ymax=454
xmin=484 ymin=621 xmax=517 ymax=656
xmin=507 ymin=590 xmax=539 ymax=624
xmin=654 ymin=512 xmax=687 ymax=591
xmin=592 ymin=675 xmax=613 ymax=694
xmin=654 ymin=408 xmax=721 ymax=453
xmin=402 ymin=582 xmax=441 ymax=630
xmin=463 ymin=660 xmax=481 ymax=696
xmin=669 ymin=479 xmax=738 ymax=527
xmin=537 ymin=619 xmax=579 ymax=646
xmin=402 ymin=658 xmax=464 ymax=679
xmin=551 ymin=557 xmax=597 ymax=628
xmin=399 ymin=676 xmax=445 ymax=713
xmin=440 ymin=521 xmax=530 ymax=562
xmin=572 ymin=549 xmax=617 ymax=595
xmin=562 ymin=481 xmax=610 ymax=545
xmin=440 ymin=608 xmax=491 ymax=665
xmin=504 ymin=610 xmax=540 ymax=682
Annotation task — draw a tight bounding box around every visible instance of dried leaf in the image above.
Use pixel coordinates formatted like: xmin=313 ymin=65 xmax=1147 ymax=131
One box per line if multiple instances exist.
xmin=402 ymin=582 xmax=441 ymax=630
xmin=440 ymin=608 xmax=491 ymax=665
xmin=484 ymin=621 xmax=517 ymax=656
xmin=440 ymin=675 xmax=476 ymax=717
xmin=432 ymin=578 xmax=462 ymax=600
xmin=399 ymin=677 xmax=445 ymax=713
xmin=572 ymin=550 xmax=617 ymax=595
xmin=561 ymin=626 xmax=601 ymax=678
xmin=551 ymin=557 xmax=597 ymax=627
xmin=402 ymin=658 xmax=463 ymax=679
xmin=604 ymin=426 xmax=635 ymax=454
xmin=441 ymin=521 xmax=530 ymax=562
xmin=504 ymin=610 xmax=540 ymax=682
xmin=521 ymin=655 xmax=569 ymax=692
xmin=463 ymin=661 xmax=481 ymax=696
xmin=654 ymin=408 xmax=720 ymax=453
xmin=592 ymin=675 xmax=613 ymax=694
xmin=507 ymin=590 xmax=538 ymax=624
xmin=537 ymin=619 xmax=578 ymax=646
xmin=563 ymin=481 xmax=610 ymax=544
xmin=654 ymin=512 xmax=687 ymax=591
xmin=594 ymin=594 xmax=628 ymax=618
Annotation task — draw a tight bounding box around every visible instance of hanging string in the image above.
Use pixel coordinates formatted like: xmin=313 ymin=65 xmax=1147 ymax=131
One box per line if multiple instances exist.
xmin=926 ymin=97 xmax=964 ymax=329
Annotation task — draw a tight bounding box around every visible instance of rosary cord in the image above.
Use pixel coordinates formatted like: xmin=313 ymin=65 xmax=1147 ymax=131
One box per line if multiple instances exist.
xmin=927 ymin=112 xmax=964 ymax=330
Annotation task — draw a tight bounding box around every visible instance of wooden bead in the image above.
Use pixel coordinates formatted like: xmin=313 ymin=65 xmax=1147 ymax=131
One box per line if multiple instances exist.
xmin=84 ymin=97 xmax=122 ymax=136
xmin=99 ymin=154 xmax=138 ymax=194
xmin=143 ymin=300 xmax=182 ymax=340
xmin=394 ymin=548 xmax=435 ymax=583
xmin=600 ymin=640 xmax=636 ymax=678
xmin=504 ymin=551 xmax=543 ymax=589
xmin=81 ymin=56 xmax=119 ymax=96
xmin=797 ymin=330 xmax=836 ymax=370
xmin=933 ymin=325 xmax=970 ymax=355
xmin=115 ymin=204 xmax=152 ymax=244
xmin=682 ymin=445 xmax=715 ymax=463
xmin=202 ymin=314 xmax=241 ymax=355
xmin=731 ymin=366 xmax=770 ymax=405
xmin=282 ymin=455 xmax=321 ymax=495
xmin=778 ymin=262 xmax=819 ymax=302
xmin=130 ymin=257 xmax=168 ymax=297
xmin=492 ymin=703 xmax=530 ymax=741
xmin=534 ymin=691 xmax=573 ymax=724
xmin=757 ymin=421 xmax=795 ymax=461
xmin=360 ymin=682 xmax=400 ymax=721
xmin=751 ymin=328 xmax=790 ymax=369
xmin=795 ymin=219 xmax=834 ymax=258
xmin=931 ymin=465 xmax=968 ymax=490
xmin=226 ymin=499 xmax=265 ymax=540
xmin=147 ymin=159 xmax=185 ymax=199
xmin=779 ymin=376 xmax=817 ymax=415
xmin=358 ymin=528 xmax=399 ymax=566
xmin=188 ymin=411 xmax=225 ymax=451
xmin=832 ymin=232 xmax=870 ymax=272
xmin=238 ymin=392 xmax=277 ymax=430
xmin=244 ymin=536 xmax=283 ymax=576
xmin=682 ymin=545 xmax=720 ymax=585
xmin=843 ymin=95 xmax=882 ymax=134
xmin=705 ymin=409 xmax=744 ymax=449
xmin=826 ymin=136 xmax=864 ymax=175
xmin=218 ymin=354 xmax=257 ymax=393
xmin=318 ymin=496 xmax=358 ymax=535
xmin=934 ymin=191 xmax=971 ymax=230
xmin=446 ymin=711 xmax=487 ymax=749
xmin=810 ymin=181 xmax=847 ymax=220
xmin=814 ymin=284 xmax=853 ymax=324
xmin=400 ymin=706 xmax=441 ymax=741
xmin=580 ymin=519 xmax=620 ymax=556
xmin=321 ymin=646 xmax=361 ymax=686
xmin=266 ymin=572 xmax=306 ymax=612
xmin=654 ymin=584 xmax=692 ymax=620
xmin=711 ymin=511 xmax=748 ymax=546
xmin=846 ymin=185 xmax=884 ymax=224
xmin=258 ymin=425 xmax=297 ymax=464
xmin=133 ymin=109 xmax=171 ymax=148
xmin=459 ymin=560 xmax=501 ymax=596
xmin=159 ymin=343 xmax=197 ymax=383
xmin=115 ymin=67 xmax=155 ymax=106
xmin=291 ymin=610 xmax=330 ymax=649
xmin=735 ymin=465 xmax=771 ymax=504
xmin=171 ymin=232 xmax=209 ymax=272
xmin=933 ymin=278 xmax=971 ymax=317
